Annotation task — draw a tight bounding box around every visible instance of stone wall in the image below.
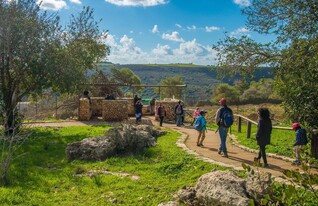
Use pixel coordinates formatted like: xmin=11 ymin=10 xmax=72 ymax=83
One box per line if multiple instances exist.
xmin=78 ymin=98 xmax=92 ymax=121
xmin=102 ymin=100 xmax=128 ymax=121
xmin=90 ymin=97 xmax=105 ymax=116
xmin=119 ymin=97 xmax=135 ymax=116
xmin=155 ymin=99 xmax=181 ymax=121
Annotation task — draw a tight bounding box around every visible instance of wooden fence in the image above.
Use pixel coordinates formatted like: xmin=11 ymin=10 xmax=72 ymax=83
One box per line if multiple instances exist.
xmin=235 ymin=114 xmax=318 ymax=159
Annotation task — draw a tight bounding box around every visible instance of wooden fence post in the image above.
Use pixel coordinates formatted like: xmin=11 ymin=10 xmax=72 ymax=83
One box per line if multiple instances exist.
xmin=247 ymin=122 xmax=251 ymax=138
xmin=311 ymin=130 xmax=318 ymax=159
xmin=238 ymin=116 xmax=242 ymax=133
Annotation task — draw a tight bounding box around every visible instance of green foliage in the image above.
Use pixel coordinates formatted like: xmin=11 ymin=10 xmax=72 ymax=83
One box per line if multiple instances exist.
xmin=241 ymin=78 xmax=282 ymax=104
xmin=213 ymin=0 xmax=318 ymax=128
xmin=155 ymin=76 xmax=185 ymax=100
xmin=0 ymin=126 xmax=221 ymax=205
xmin=276 ymin=38 xmax=318 ymax=128
xmin=110 ymin=67 xmax=143 ymax=93
xmin=211 ymin=83 xmax=240 ymax=104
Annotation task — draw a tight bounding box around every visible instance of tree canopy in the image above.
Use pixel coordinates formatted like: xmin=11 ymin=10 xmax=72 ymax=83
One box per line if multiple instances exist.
xmin=213 ymin=0 xmax=318 ymax=128
xmin=0 ymin=0 xmax=108 ymax=129
xmin=156 ymin=76 xmax=184 ymax=100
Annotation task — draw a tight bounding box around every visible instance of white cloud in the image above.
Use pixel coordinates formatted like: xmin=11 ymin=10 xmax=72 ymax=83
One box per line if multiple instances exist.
xmin=175 ymin=39 xmax=208 ymax=56
xmin=186 ymin=25 xmax=196 ymax=30
xmin=205 ymin=26 xmax=220 ymax=32
xmin=175 ymin=24 xmax=182 ymax=28
xmin=162 ymin=31 xmax=184 ymax=42
xmin=105 ymin=0 xmax=168 ymax=7
xmin=69 ymin=0 xmax=81 ymax=4
xmin=230 ymin=27 xmax=250 ymax=37
xmin=152 ymin=25 xmax=159 ymax=33
xmin=103 ymin=33 xmax=217 ymax=65
xmin=37 ymin=0 xmax=67 ymax=11
xmin=233 ymin=0 xmax=251 ymax=7
xmin=152 ymin=44 xmax=173 ymax=55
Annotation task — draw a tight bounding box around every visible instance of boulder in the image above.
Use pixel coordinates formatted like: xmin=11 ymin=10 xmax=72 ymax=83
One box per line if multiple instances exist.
xmin=245 ymin=172 xmax=272 ymax=202
xmin=66 ymin=124 xmax=166 ymax=161
xmin=195 ymin=171 xmax=250 ymax=206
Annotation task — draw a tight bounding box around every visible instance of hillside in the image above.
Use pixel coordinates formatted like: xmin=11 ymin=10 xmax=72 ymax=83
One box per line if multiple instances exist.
xmin=98 ymin=63 xmax=273 ymax=105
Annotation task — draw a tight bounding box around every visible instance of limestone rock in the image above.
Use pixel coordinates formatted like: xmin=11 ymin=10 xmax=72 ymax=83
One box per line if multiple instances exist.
xmin=66 ymin=124 xmax=165 ymax=161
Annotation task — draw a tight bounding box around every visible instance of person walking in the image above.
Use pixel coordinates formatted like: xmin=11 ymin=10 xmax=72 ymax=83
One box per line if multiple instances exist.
xmin=157 ymin=103 xmax=166 ymax=127
xmin=174 ymin=101 xmax=184 ymax=126
xmin=149 ymin=96 xmax=156 ymax=115
xmin=191 ymin=107 xmax=200 ymax=126
xmin=135 ymin=98 xmax=143 ymax=124
xmin=215 ymin=98 xmax=233 ymax=158
xmin=194 ymin=110 xmax=207 ymax=146
xmin=254 ymin=108 xmax=272 ymax=168
xmin=292 ymin=123 xmax=308 ymax=165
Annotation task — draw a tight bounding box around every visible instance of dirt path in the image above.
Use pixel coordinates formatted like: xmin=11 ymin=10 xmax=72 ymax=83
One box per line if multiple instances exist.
xmin=27 ymin=117 xmax=317 ymax=179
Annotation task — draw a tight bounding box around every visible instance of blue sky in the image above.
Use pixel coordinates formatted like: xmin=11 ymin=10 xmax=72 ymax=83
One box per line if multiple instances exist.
xmin=37 ymin=0 xmax=266 ymax=65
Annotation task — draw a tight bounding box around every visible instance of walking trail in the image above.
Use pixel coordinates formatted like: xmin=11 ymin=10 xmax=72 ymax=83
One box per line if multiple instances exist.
xmin=27 ymin=117 xmax=317 ymax=180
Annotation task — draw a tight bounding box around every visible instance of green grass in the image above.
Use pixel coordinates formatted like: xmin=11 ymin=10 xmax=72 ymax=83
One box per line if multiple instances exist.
xmin=0 ymin=126 xmax=224 ymax=205
xmin=229 ymin=124 xmax=297 ymax=158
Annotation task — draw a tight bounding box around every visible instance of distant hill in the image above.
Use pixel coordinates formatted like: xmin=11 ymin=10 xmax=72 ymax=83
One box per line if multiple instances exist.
xmin=98 ymin=63 xmax=273 ymax=105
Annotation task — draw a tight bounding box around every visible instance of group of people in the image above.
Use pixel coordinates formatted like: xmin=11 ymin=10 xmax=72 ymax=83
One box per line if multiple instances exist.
xmin=192 ymin=97 xmax=308 ymax=167
xmin=134 ymin=95 xmax=161 ymax=124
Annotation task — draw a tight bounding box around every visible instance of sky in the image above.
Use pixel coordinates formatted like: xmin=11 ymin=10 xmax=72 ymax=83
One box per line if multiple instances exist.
xmin=35 ymin=0 xmax=268 ymax=65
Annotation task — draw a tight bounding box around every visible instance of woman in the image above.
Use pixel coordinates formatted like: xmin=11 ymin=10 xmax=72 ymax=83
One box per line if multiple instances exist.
xmin=135 ymin=98 xmax=143 ymax=124
xmin=254 ymin=108 xmax=272 ymax=168
xmin=157 ymin=103 xmax=166 ymax=127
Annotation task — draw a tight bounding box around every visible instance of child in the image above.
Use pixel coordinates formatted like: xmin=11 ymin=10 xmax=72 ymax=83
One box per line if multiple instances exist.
xmin=194 ymin=110 xmax=207 ymax=147
xmin=292 ymin=123 xmax=308 ymax=165
xmin=191 ymin=107 xmax=200 ymax=126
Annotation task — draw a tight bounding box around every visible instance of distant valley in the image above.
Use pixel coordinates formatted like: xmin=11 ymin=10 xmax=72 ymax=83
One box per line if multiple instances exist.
xmin=99 ymin=63 xmax=273 ymax=105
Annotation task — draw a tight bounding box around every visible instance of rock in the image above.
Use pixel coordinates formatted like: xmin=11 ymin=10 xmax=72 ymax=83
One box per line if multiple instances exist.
xmin=177 ymin=186 xmax=197 ymax=205
xmin=66 ymin=124 xmax=165 ymax=161
xmin=245 ymin=172 xmax=272 ymax=203
xmin=194 ymin=171 xmax=250 ymax=206
xmin=158 ymin=201 xmax=179 ymax=206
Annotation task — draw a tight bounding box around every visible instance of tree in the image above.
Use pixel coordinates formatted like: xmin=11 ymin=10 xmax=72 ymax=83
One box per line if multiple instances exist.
xmin=211 ymin=84 xmax=240 ymax=105
xmin=0 ymin=0 xmax=108 ymax=184
xmin=156 ymin=76 xmax=184 ymax=100
xmin=110 ymin=68 xmax=143 ymax=93
xmin=0 ymin=0 xmax=108 ymax=130
xmin=213 ymin=0 xmax=318 ymax=128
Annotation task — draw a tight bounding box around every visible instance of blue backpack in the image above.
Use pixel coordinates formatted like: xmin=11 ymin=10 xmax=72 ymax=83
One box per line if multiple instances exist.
xmin=220 ymin=108 xmax=233 ymax=128
xmin=194 ymin=116 xmax=202 ymax=131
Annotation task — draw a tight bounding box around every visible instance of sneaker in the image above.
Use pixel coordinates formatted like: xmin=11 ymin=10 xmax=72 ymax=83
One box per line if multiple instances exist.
xmin=199 ymin=143 xmax=204 ymax=147
xmin=293 ymin=160 xmax=301 ymax=165
xmin=221 ymin=153 xmax=228 ymax=158
xmin=254 ymin=157 xmax=259 ymax=162
xmin=217 ymin=149 xmax=222 ymax=155
xmin=263 ymin=164 xmax=269 ymax=168
xmin=197 ymin=143 xmax=200 ymax=146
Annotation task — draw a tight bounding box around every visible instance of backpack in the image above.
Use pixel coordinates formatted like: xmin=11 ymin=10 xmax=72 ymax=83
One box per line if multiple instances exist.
xmin=194 ymin=117 xmax=202 ymax=131
xmin=175 ymin=105 xmax=182 ymax=115
xmin=220 ymin=107 xmax=233 ymax=128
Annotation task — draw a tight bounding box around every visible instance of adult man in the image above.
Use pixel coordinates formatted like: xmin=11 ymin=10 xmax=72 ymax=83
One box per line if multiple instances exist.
xmin=174 ymin=101 xmax=184 ymax=126
xmin=215 ymin=98 xmax=233 ymax=158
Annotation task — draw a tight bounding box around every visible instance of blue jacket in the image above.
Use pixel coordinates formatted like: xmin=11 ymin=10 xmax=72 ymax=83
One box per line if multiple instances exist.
xmin=196 ymin=116 xmax=207 ymax=131
xmin=294 ymin=128 xmax=308 ymax=146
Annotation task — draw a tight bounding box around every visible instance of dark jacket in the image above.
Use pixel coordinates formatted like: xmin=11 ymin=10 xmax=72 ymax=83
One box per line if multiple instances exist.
xmin=135 ymin=103 xmax=143 ymax=114
xmin=294 ymin=128 xmax=308 ymax=146
xmin=157 ymin=106 xmax=166 ymax=117
xmin=256 ymin=118 xmax=272 ymax=146
xmin=174 ymin=104 xmax=183 ymax=115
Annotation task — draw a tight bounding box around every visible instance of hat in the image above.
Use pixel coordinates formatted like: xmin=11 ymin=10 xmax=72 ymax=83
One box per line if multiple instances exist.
xmin=292 ymin=123 xmax=301 ymax=130
xmin=219 ymin=98 xmax=226 ymax=104
xmin=200 ymin=110 xmax=207 ymax=115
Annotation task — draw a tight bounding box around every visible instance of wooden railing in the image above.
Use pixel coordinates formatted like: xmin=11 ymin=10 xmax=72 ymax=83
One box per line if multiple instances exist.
xmin=235 ymin=114 xmax=292 ymax=139
xmin=235 ymin=114 xmax=318 ymax=159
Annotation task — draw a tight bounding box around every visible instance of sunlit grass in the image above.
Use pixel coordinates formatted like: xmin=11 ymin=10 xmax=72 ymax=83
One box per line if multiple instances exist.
xmin=0 ymin=126 xmax=224 ymax=205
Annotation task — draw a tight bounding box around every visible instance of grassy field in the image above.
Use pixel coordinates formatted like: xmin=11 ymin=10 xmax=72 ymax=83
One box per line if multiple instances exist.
xmin=0 ymin=126 xmax=225 ymax=205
